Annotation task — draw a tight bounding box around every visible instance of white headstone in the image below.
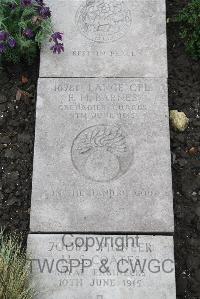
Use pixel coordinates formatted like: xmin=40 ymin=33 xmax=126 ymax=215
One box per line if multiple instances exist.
xmin=39 ymin=0 xmax=167 ymax=78
xmin=27 ymin=234 xmax=176 ymax=299
xmin=30 ymin=78 xmax=173 ymax=232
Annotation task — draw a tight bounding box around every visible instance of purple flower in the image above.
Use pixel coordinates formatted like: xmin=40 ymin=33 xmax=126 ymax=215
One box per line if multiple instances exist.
xmin=7 ymin=37 xmax=16 ymax=48
xmin=0 ymin=31 xmax=8 ymax=41
xmin=50 ymin=43 xmax=64 ymax=54
xmin=0 ymin=43 xmax=6 ymax=54
xmin=35 ymin=0 xmax=44 ymax=5
xmin=49 ymin=32 xmax=64 ymax=54
xmin=23 ymin=28 xmax=34 ymax=38
xmin=21 ymin=0 xmax=32 ymax=6
xmin=50 ymin=32 xmax=63 ymax=43
xmin=39 ymin=6 xmax=51 ymax=19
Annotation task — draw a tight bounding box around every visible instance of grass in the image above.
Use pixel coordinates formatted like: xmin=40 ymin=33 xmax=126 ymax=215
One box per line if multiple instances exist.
xmin=0 ymin=231 xmax=34 ymax=299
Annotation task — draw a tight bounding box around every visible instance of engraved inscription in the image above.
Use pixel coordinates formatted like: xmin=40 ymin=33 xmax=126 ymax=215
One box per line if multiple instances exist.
xmin=76 ymin=0 xmax=132 ymax=43
xmin=71 ymin=125 xmax=133 ymax=182
xmin=29 ymin=235 xmax=175 ymax=297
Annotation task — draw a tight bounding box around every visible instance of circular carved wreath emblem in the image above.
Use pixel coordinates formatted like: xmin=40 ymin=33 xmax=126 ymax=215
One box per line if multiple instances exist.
xmin=75 ymin=0 xmax=132 ymax=43
xmin=71 ymin=125 xmax=133 ymax=182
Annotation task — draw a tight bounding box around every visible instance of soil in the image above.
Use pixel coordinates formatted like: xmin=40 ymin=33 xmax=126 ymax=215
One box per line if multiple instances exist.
xmin=167 ymin=1 xmax=200 ymax=298
xmin=0 ymin=1 xmax=200 ymax=298
xmin=0 ymin=60 xmax=39 ymax=234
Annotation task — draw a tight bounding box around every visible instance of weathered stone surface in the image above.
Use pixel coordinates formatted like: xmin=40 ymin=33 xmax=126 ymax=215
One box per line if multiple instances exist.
xmin=30 ymin=78 xmax=173 ymax=232
xmin=40 ymin=0 xmax=167 ymax=78
xmin=27 ymin=234 xmax=176 ymax=299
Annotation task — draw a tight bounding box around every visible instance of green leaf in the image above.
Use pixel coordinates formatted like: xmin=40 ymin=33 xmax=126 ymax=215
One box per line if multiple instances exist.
xmin=177 ymin=0 xmax=200 ymax=59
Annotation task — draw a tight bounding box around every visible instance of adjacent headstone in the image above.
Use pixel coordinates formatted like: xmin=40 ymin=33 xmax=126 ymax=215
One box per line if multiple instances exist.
xmin=40 ymin=0 xmax=167 ymax=77
xmin=28 ymin=234 xmax=176 ymax=299
xmin=30 ymin=78 xmax=173 ymax=232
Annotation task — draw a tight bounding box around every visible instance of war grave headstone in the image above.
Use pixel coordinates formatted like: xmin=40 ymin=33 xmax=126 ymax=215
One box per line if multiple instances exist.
xmin=28 ymin=0 xmax=176 ymax=297
xmin=39 ymin=0 xmax=167 ymax=78
xmin=30 ymin=78 xmax=173 ymax=232
xmin=28 ymin=234 xmax=176 ymax=299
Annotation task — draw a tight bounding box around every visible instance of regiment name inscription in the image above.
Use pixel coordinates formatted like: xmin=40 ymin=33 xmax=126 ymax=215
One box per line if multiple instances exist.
xmin=30 ymin=78 xmax=173 ymax=232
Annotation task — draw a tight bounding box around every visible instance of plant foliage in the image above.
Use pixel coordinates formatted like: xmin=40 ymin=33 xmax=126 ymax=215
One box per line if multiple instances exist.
xmin=0 ymin=231 xmax=34 ymax=299
xmin=177 ymin=0 xmax=200 ymax=59
xmin=0 ymin=0 xmax=64 ymax=64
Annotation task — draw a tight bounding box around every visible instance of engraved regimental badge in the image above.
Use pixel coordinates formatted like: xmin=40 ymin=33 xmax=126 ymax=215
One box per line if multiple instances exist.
xmin=76 ymin=0 xmax=132 ymax=43
xmin=71 ymin=125 xmax=133 ymax=182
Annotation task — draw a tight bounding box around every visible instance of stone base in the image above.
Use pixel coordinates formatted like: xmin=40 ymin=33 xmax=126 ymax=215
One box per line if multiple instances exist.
xmin=27 ymin=234 xmax=176 ymax=299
